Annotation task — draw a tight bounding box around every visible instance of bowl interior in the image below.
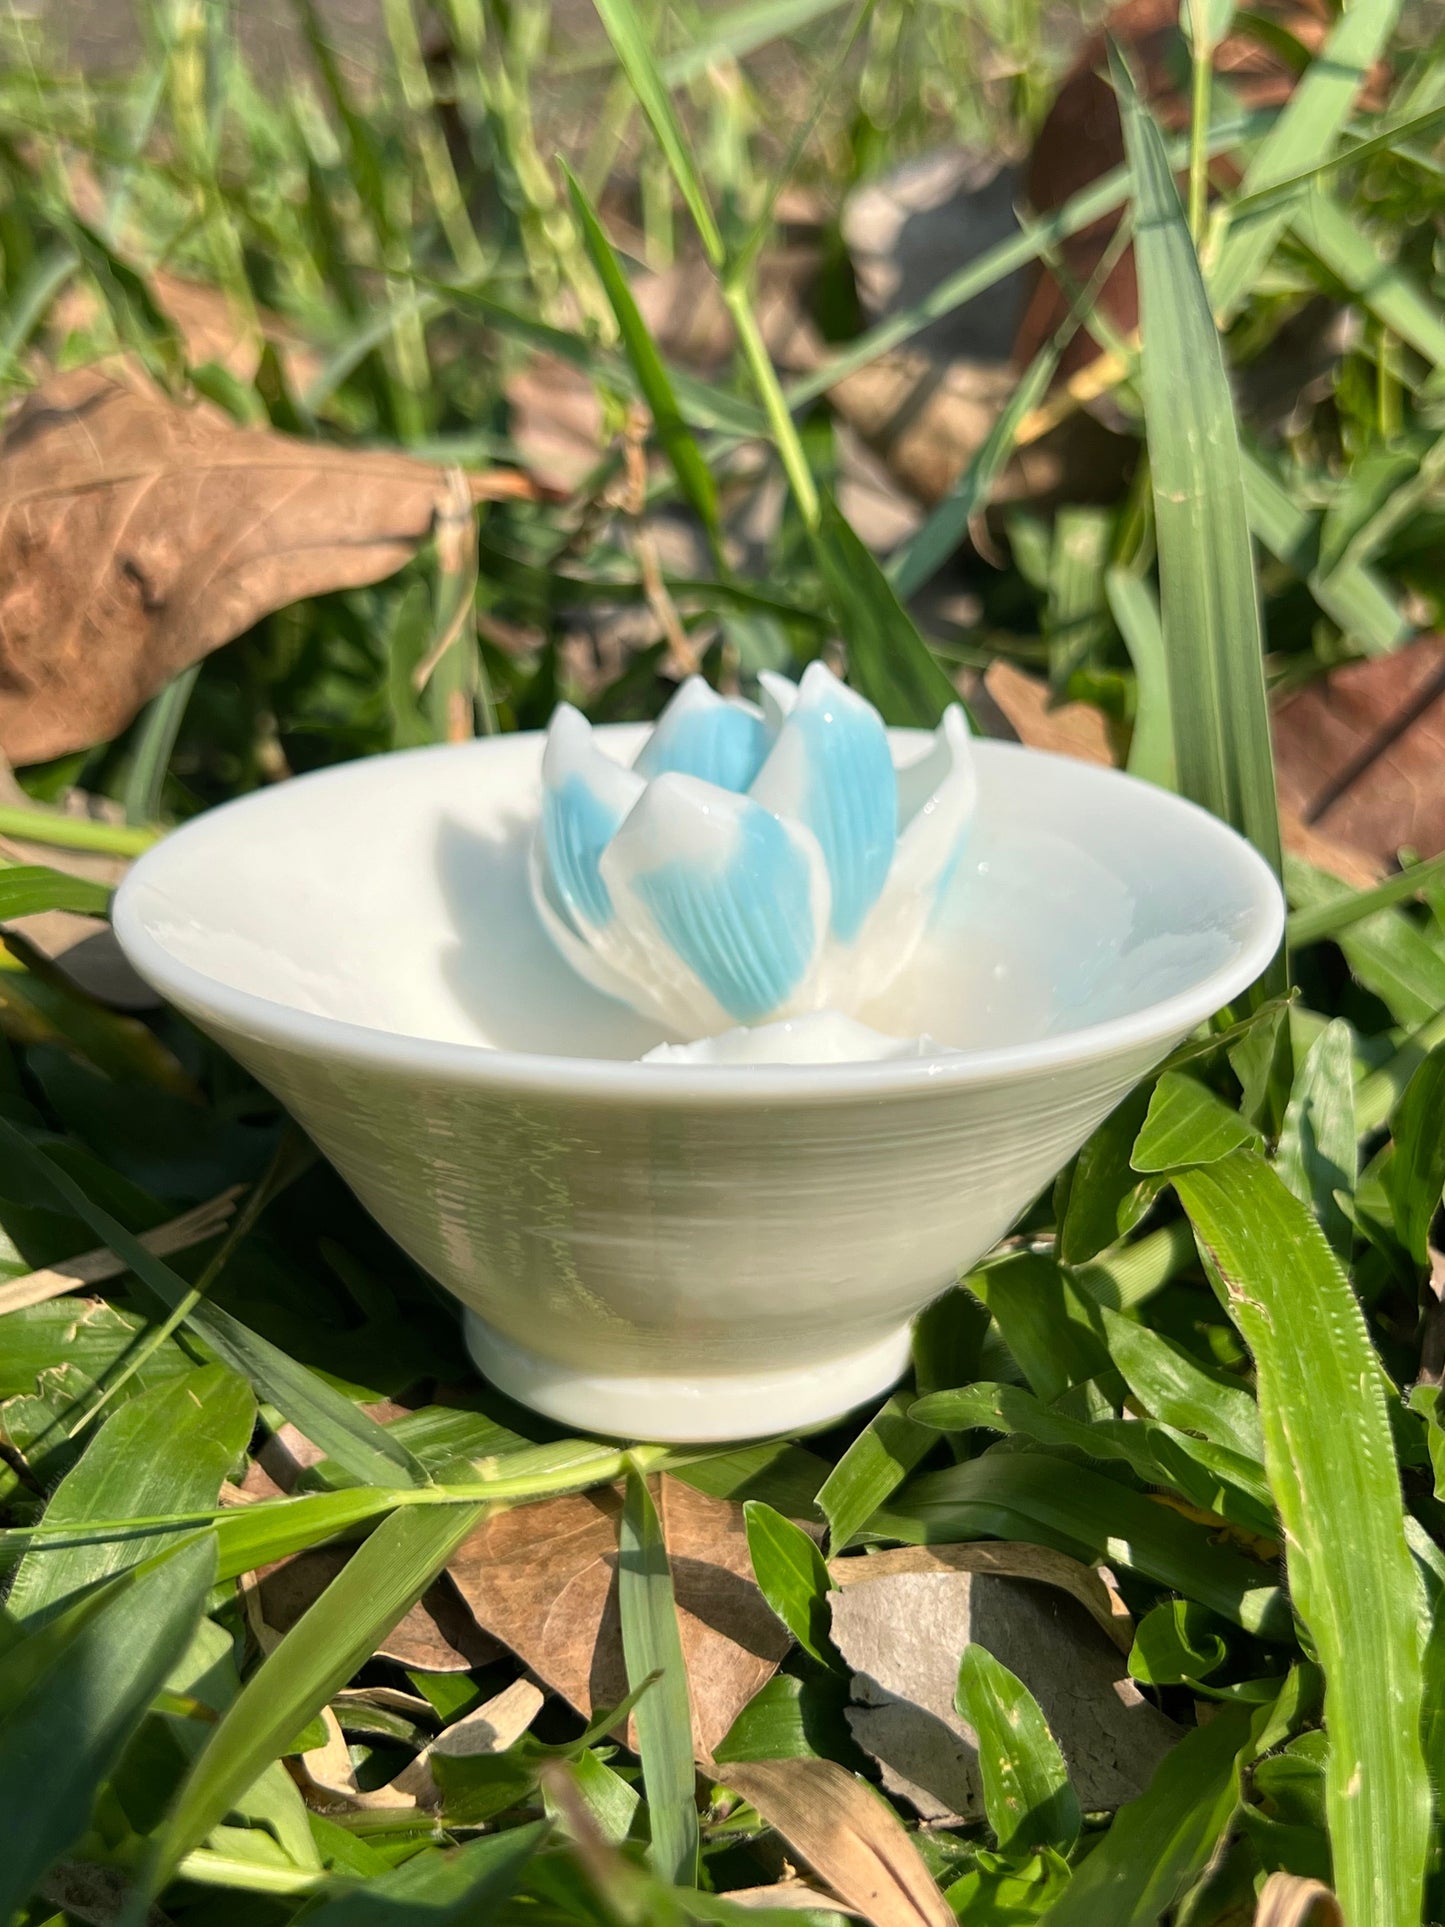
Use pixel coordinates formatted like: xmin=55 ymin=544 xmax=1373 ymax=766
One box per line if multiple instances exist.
xmin=117 ymin=729 xmax=1281 ymax=1063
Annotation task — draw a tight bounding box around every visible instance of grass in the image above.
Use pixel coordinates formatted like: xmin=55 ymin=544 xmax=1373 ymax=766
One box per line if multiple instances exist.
xmin=2 ymin=0 xmax=1445 ymax=1920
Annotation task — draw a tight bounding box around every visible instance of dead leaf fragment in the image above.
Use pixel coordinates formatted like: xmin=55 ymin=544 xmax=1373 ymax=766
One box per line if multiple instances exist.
xmin=980 ymin=659 xmax=1115 ymax=765
xmin=252 ymin=1542 xmax=500 ymax=1673
xmin=1273 ymin=636 xmax=1445 ymax=868
xmin=827 ymin=1570 xmax=1177 ymax=1826
xmin=1254 ymin=1872 xmax=1345 ymax=1927
xmin=828 ymin=1540 xmax=1133 ymax=1655
xmin=719 ymin=1757 xmax=954 ymax=1927
xmin=389 ymin=1677 xmax=544 ymax=1806
xmin=447 ymin=1476 xmax=789 ymax=1760
xmin=0 ymin=365 xmax=541 ymax=763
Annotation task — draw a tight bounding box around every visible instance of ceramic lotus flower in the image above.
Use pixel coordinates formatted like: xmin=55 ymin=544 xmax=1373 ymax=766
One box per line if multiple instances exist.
xmin=530 ymin=662 xmax=977 ymax=1040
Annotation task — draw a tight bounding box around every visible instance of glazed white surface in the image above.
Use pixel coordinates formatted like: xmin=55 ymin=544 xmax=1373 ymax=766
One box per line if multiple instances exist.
xmin=114 ymin=729 xmax=1284 ymax=1441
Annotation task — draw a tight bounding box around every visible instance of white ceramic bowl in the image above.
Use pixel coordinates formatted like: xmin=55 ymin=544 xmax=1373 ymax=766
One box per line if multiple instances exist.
xmin=114 ymin=729 xmax=1284 ymax=1442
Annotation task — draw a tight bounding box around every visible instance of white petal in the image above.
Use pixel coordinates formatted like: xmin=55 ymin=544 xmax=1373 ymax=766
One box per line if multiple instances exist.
xmin=633 ymin=676 xmax=769 ymax=793
xmin=757 ymin=669 xmax=799 ymax=735
xmin=536 ymin=704 xmax=644 ymax=935
xmin=750 ymin=661 xmax=897 ymax=944
xmin=601 ymin=772 xmax=830 ymax=1034
xmin=821 ymin=702 xmax=977 ymax=1008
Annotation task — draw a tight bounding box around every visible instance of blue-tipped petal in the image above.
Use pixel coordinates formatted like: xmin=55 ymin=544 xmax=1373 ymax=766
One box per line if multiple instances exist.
xmin=540 ymin=704 xmax=644 ymax=931
xmin=633 ymin=677 xmax=770 ymax=793
xmin=602 ymin=774 xmax=827 ymax=1026
xmin=750 ymin=661 xmax=897 ymax=944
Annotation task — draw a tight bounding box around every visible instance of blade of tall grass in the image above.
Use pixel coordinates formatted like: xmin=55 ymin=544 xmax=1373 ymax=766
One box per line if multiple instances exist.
xmin=565 ymin=166 xmax=722 ymax=558
xmin=0 ymin=1123 xmax=428 ymax=1490
xmin=619 ymin=1471 xmax=699 ymax=1887
xmin=1242 ymin=447 xmax=1410 ymax=655
xmin=1115 ymin=51 xmax=1284 ymax=962
xmin=302 ymin=1824 xmax=549 ymax=1924
xmin=1290 ymin=186 xmax=1445 ymax=378
xmin=591 ymin=0 xmax=724 ymax=270
xmin=787 ymin=113 xmax=1271 ymax=407
xmin=1277 ymin=1018 xmax=1356 ymax=1262
xmin=148 ymin=1498 xmax=488 ymax=1884
xmin=1209 ymin=0 xmax=1404 ymax=319
xmin=5 ymin=1365 xmax=251 ymax=1622
xmin=122 ymin=664 xmax=201 ymax=827
xmin=0 ymin=864 xmax=113 ymax=919
xmin=816 ymin=1391 xmax=936 ymax=1553
xmin=1383 ymin=1042 xmax=1445 ymax=1264
xmin=813 ymin=493 xmax=960 ymax=724
xmin=1175 ymin=1151 xmax=1430 ymax=1926
xmin=1288 ymin=851 xmax=1445 ymax=946
xmin=0 ymin=1534 xmax=217 ymax=1921
xmin=1106 ymin=567 xmax=1176 ymax=788
xmin=871 ymin=1452 xmax=1289 ymax=1635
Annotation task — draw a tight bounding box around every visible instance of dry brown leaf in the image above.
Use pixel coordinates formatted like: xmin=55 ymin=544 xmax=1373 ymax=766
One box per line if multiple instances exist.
xmin=826 ymin=1569 xmax=1176 ymax=1826
xmin=718 ymin=1757 xmax=955 ymax=1927
xmin=1273 ymin=636 xmax=1445 ymax=869
xmin=981 ymin=659 xmax=1386 ymax=886
xmin=980 ymin=659 xmax=1116 ymax=765
xmin=388 ymin=1677 xmax=544 ymax=1807
xmin=827 ymin=1540 xmax=1133 ymax=1654
xmin=251 ymin=1542 xmax=501 ymax=1674
xmin=723 ymin=1883 xmax=857 ymax=1916
xmin=0 ymin=1186 xmax=241 ymax=1317
xmin=1254 ymin=1872 xmax=1345 ymax=1927
xmin=447 ymin=1476 xmax=790 ymax=1760
xmin=0 ymin=365 xmax=543 ymax=764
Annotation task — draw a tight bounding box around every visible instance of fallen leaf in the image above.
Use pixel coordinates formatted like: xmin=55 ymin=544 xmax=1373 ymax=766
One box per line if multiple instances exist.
xmin=722 ymin=1882 xmax=856 ymax=1916
xmin=827 ymin=1540 xmax=1134 ymax=1655
xmin=0 ymin=1187 xmax=241 ymax=1317
xmin=1272 ymin=636 xmax=1445 ymax=868
xmin=827 ymin=1569 xmax=1178 ymax=1825
xmin=251 ymin=1542 xmax=501 ymax=1674
xmin=982 ymin=659 xmax=1384 ymax=886
xmin=980 ymin=659 xmax=1116 ymax=765
xmin=0 ymin=364 xmax=543 ymax=764
xmin=447 ymin=1476 xmax=790 ymax=1760
xmin=718 ymin=1757 xmax=955 ymax=1927
xmin=389 ymin=1677 xmax=544 ymax=1807
xmin=1014 ymin=0 xmax=1388 ymax=377
xmin=1254 ymin=1872 xmax=1345 ymax=1927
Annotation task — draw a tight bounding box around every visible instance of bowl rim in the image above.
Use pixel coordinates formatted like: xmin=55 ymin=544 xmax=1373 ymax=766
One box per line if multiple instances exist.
xmin=113 ymin=734 xmax=1287 ymax=1107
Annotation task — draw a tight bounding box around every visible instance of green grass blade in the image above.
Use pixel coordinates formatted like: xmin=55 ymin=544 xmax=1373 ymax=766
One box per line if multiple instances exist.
xmin=300 ymin=1822 xmax=549 ymax=1924
xmin=150 ymin=1498 xmax=486 ymax=1881
xmin=0 ymin=1534 xmax=217 ymax=1920
xmin=955 ymin=1645 xmax=1080 ymax=1855
xmin=1290 ymin=185 xmax=1445 ymax=374
xmin=1131 ymin=1071 xmax=1262 ymax=1172
xmin=743 ymin=1501 xmax=835 ymax=1668
xmin=1116 ymin=51 xmax=1284 ymax=914
xmin=1175 ymin=1151 xmax=1430 ymax=1925
xmin=1288 ymin=862 xmax=1445 ymax=1027
xmin=1277 ymin=1017 xmax=1357 ymax=1262
xmin=1105 ymin=568 xmax=1176 ymax=788
xmin=890 ymin=342 xmax=1059 ymax=601
xmin=872 ymin=1452 xmax=1289 ymax=1636
xmin=564 ymin=165 xmax=722 ymax=554
xmin=590 ymin=0 xmax=724 ymax=269
xmin=619 ymin=1470 xmax=699 ymax=1887
xmin=1038 ymin=1704 xmax=1258 ymax=1924
xmin=0 ymin=863 xmax=114 ymax=920
xmin=1241 ymin=446 xmax=1409 ymax=656
xmin=122 ymin=664 xmax=201 ymax=828
xmin=6 ymin=1365 xmax=252 ymax=1622
xmin=0 ymin=1123 xmax=428 ymax=1491
xmin=1097 ymin=1306 xmax=1264 ymax=1460
xmin=816 ymin=1392 xmax=936 ymax=1554
xmin=967 ymin=1253 xmax=1110 ymax=1403
xmin=1289 ymin=852 xmax=1445 ymax=946
xmin=813 ymin=490 xmax=961 ymax=726
xmin=1383 ymin=1042 xmax=1445 ymax=1264
xmin=1209 ymin=0 xmax=1404 ymax=319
